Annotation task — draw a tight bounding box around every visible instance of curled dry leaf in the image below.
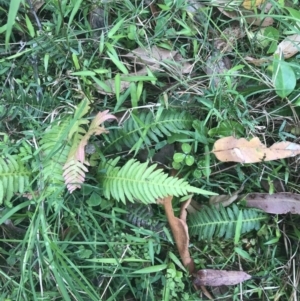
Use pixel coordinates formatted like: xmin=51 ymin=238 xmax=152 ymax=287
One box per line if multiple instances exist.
xmin=194 ymin=269 xmax=252 ymax=287
xmin=123 ymin=46 xmax=193 ymax=74
xmin=275 ymin=34 xmax=300 ymax=59
xmin=244 ymin=56 xmax=271 ymax=66
xmin=214 ymin=26 xmax=246 ymax=53
xmin=244 ymin=192 xmax=300 ymax=214
xmin=213 ymin=136 xmax=300 ymax=163
xmin=159 ymin=195 xmax=195 ymax=274
xmin=97 ymin=47 xmax=192 ymax=94
xmin=209 ymin=186 xmax=244 ymax=208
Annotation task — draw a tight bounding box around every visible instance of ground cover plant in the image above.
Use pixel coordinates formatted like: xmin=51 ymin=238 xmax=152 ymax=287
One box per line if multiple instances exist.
xmin=0 ymin=0 xmax=300 ymax=300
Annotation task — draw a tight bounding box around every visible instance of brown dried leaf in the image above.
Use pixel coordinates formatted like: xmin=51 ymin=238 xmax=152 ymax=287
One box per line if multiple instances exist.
xmin=244 ymin=192 xmax=300 ymax=214
xmin=244 ymin=15 xmax=273 ymax=27
xmin=275 ymin=34 xmax=300 ymax=59
xmin=123 ymin=46 xmax=176 ymax=67
xmin=242 ymin=0 xmax=265 ymax=10
xmin=210 ymin=186 xmax=244 ymax=208
xmin=97 ymin=46 xmax=192 ymax=95
xmin=32 ymin=0 xmax=44 ymax=11
xmin=244 ymin=56 xmax=271 ymax=66
xmin=161 ymin=196 xmax=195 ymax=273
xmin=217 ymin=8 xmax=238 ymax=19
xmin=214 ymin=26 xmax=246 ymax=53
xmin=218 ymin=7 xmax=273 ymax=27
xmin=194 ymin=269 xmax=252 ymax=287
xmin=213 ymin=136 xmax=300 ymax=163
xmin=123 ymin=46 xmax=193 ymax=73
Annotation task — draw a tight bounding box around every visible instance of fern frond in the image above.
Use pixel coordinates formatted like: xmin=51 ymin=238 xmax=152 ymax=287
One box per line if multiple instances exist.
xmin=0 ymin=154 xmax=30 ymax=206
xmin=64 ymin=109 xmax=116 ymax=193
xmin=98 ymin=157 xmax=215 ymax=204
xmin=188 ymin=204 xmax=268 ymax=240
xmin=125 ymin=203 xmax=167 ymax=239
xmin=40 ymin=119 xmax=71 ymax=196
xmin=104 ymin=109 xmax=193 ymax=153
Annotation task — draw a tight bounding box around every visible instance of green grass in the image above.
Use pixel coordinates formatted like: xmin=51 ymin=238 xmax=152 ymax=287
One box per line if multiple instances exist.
xmin=0 ymin=0 xmax=300 ymax=300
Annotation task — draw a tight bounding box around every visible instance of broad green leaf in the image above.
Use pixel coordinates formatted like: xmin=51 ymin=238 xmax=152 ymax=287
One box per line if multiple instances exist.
xmin=25 ymin=14 xmax=35 ymax=37
xmin=115 ymin=73 xmax=121 ymax=102
xmin=130 ymin=82 xmax=138 ymax=108
xmin=132 ymin=264 xmax=168 ymax=274
xmin=6 ymin=0 xmax=23 ymax=49
xmin=108 ymin=18 xmax=124 ymax=39
xmin=68 ymin=0 xmax=83 ymax=27
xmin=91 ymin=76 xmax=112 ymax=93
xmin=273 ymin=58 xmax=296 ymax=98
xmin=71 ymin=70 xmax=96 ymax=76
xmin=44 ymin=53 xmax=50 ymax=72
xmin=121 ymin=75 xmax=157 ymax=82
xmin=72 ymin=53 xmax=80 ymax=70
xmin=234 ymin=247 xmax=254 ymax=262
xmin=107 ymin=51 xmax=128 ymax=74
xmin=208 ymin=121 xmax=244 ymax=137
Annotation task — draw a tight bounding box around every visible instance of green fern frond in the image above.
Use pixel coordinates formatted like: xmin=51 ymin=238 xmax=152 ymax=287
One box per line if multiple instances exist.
xmin=40 ymin=119 xmax=71 ymax=196
xmin=188 ymin=204 xmax=268 ymax=240
xmin=104 ymin=109 xmax=193 ymax=153
xmin=0 ymin=154 xmax=30 ymax=206
xmin=98 ymin=157 xmax=216 ymax=204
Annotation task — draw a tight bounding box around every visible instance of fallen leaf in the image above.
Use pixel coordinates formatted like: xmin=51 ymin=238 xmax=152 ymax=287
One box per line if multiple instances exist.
xmin=218 ymin=8 xmax=273 ymax=27
xmin=244 ymin=192 xmax=300 ymax=214
xmin=213 ymin=136 xmax=300 ymax=163
xmin=123 ymin=46 xmax=193 ymax=73
xmin=32 ymin=0 xmax=44 ymax=11
xmin=275 ymin=34 xmax=300 ymax=59
xmin=244 ymin=14 xmax=273 ymax=27
xmin=245 ymin=56 xmax=271 ymax=66
xmin=96 ymin=47 xmax=192 ymax=94
xmin=204 ymin=53 xmax=232 ymax=86
xmin=160 ymin=195 xmax=195 ymax=273
xmin=243 ymin=0 xmax=265 ymax=10
xmin=209 ymin=186 xmax=244 ymax=208
xmin=214 ymin=26 xmax=246 ymax=53
xmin=194 ymin=269 xmax=252 ymax=286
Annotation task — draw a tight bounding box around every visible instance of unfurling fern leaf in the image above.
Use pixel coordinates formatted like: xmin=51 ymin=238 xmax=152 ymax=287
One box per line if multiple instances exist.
xmin=103 ymin=109 xmax=193 ymax=153
xmin=98 ymin=157 xmax=216 ymax=204
xmin=188 ymin=204 xmax=268 ymax=240
xmin=63 ymin=103 xmax=116 ymax=193
xmin=0 ymin=154 xmax=30 ymax=206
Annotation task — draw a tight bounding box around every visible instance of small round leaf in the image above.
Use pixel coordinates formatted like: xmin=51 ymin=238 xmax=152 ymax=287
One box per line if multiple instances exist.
xmin=185 ymin=155 xmax=195 ymax=166
xmin=181 ymin=143 xmax=192 ymax=154
xmin=173 ymin=152 xmax=185 ymax=163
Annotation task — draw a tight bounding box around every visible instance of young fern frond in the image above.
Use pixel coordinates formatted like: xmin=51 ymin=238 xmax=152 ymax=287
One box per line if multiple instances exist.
xmin=40 ymin=119 xmax=71 ymax=197
xmin=103 ymin=109 xmax=193 ymax=153
xmin=188 ymin=204 xmax=268 ymax=240
xmin=98 ymin=157 xmax=215 ymax=204
xmin=0 ymin=154 xmax=30 ymax=206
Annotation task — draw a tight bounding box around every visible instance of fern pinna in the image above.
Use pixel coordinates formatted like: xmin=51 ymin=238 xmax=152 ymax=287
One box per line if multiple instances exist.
xmin=103 ymin=109 xmax=193 ymax=154
xmin=40 ymin=98 xmax=115 ymax=194
xmin=0 ymin=153 xmax=30 ymax=206
xmin=188 ymin=204 xmax=268 ymax=240
xmin=98 ymin=157 xmax=215 ymax=204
